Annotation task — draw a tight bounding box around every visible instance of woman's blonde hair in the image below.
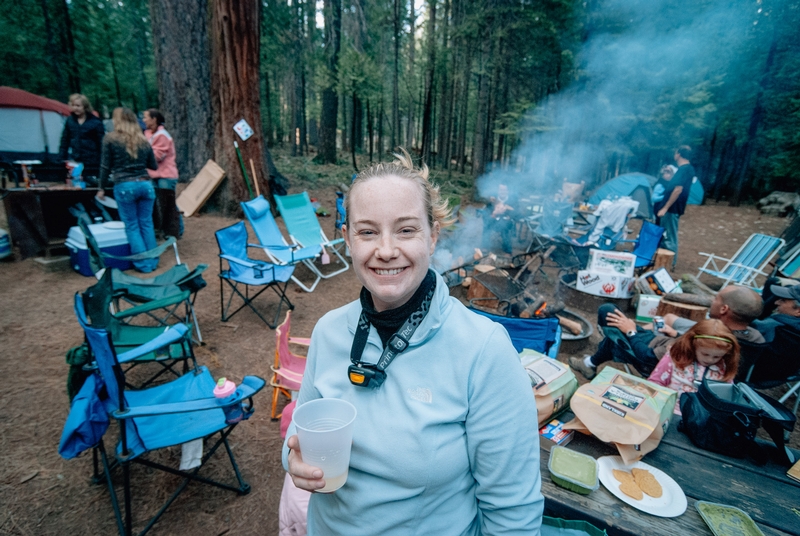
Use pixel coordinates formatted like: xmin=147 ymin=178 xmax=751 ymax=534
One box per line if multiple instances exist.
xmin=670 ymin=319 xmax=739 ymax=381
xmin=68 ymin=93 xmax=93 ymax=114
xmin=109 ymin=107 xmax=148 ymax=159
xmin=346 ymin=148 xmax=454 ymax=228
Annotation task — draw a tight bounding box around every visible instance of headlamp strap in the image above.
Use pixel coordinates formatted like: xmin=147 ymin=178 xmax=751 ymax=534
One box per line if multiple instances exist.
xmin=349 ymin=285 xmax=435 ymax=383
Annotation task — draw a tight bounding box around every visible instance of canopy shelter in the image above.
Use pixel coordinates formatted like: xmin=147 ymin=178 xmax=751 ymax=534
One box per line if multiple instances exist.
xmin=588 ymin=172 xmax=657 ymax=220
xmin=0 ymin=86 xmax=70 ymax=183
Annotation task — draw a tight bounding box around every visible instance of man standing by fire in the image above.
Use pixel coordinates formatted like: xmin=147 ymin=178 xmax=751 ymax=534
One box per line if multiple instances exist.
xmin=655 ymin=145 xmax=695 ymax=269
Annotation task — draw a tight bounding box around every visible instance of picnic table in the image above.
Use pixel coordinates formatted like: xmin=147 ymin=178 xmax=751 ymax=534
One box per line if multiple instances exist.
xmin=542 ymin=412 xmax=800 ymax=535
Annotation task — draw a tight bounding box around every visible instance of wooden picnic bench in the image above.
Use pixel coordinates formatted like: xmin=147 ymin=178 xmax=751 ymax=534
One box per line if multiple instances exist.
xmin=541 ymin=412 xmax=800 ymax=535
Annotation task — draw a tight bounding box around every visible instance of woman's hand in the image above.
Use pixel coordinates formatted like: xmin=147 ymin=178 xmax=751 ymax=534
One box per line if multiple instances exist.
xmin=95 ymin=189 xmax=105 ymax=200
xmin=287 ymin=435 xmax=326 ymax=492
xmin=606 ymin=310 xmax=636 ymax=334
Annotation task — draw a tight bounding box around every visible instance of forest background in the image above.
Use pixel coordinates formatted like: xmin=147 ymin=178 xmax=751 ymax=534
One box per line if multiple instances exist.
xmin=1 ymin=0 xmax=799 ymax=210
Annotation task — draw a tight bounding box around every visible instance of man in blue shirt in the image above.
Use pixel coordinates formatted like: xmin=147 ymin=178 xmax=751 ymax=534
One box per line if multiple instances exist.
xmin=655 ymin=145 xmax=695 ymax=268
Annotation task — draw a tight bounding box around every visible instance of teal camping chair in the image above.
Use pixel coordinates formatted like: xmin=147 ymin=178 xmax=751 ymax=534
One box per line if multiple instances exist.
xmin=241 ymin=195 xmax=323 ymax=292
xmin=78 ymin=218 xmax=207 ymax=343
xmin=215 ymin=222 xmax=295 ymax=328
xmin=696 ymin=233 xmax=785 ymax=289
xmin=70 ymin=292 xmax=265 ymax=536
xmin=274 ymin=192 xmax=349 ymax=281
xmin=82 ymin=269 xmax=197 ymax=388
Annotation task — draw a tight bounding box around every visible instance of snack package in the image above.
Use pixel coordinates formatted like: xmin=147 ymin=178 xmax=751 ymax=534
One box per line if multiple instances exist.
xmin=520 ymin=350 xmax=578 ymax=426
xmin=564 ymin=367 xmax=677 ymax=464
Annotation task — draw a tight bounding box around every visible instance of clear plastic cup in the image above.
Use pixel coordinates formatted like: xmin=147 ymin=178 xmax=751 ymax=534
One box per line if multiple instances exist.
xmin=293 ymin=398 xmax=357 ymax=493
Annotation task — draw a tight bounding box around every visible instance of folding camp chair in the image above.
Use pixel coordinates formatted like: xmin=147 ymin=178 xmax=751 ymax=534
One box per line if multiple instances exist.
xmin=72 ymin=293 xmax=265 ymax=536
xmin=743 ymin=326 xmax=800 ymax=416
xmin=274 ymin=192 xmax=350 ymax=280
xmin=215 ymin=222 xmax=295 ymax=328
xmin=270 ymin=310 xmax=309 ymax=420
xmin=696 ymin=233 xmax=785 ymax=289
xmin=241 ymin=195 xmax=322 ymax=292
xmin=79 ymin=218 xmax=207 ymax=343
xmin=618 ymin=220 xmax=664 ymax=273
xmin=83 ymin=270 xmax=197 ymax=388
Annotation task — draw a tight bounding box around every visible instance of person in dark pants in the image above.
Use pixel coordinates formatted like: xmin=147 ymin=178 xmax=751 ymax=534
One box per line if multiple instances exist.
xmin=58 ymin=94 xmax=105 ymax=179
xmin=570 ymin=286 xmax=765 ymax=379
xmin=96 ymin=107 xmax=159 ymax=273
xmin=654 ymin=145 xmax=694 ymax=268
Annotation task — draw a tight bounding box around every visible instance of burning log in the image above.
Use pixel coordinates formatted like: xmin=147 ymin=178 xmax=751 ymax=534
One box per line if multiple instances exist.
xmin=557 ymin=314 xmax=583 ymax=335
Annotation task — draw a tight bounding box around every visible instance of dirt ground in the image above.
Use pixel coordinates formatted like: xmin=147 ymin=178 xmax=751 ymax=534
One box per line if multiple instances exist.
xmin=0 ymin=190 xmax=795 ymax=535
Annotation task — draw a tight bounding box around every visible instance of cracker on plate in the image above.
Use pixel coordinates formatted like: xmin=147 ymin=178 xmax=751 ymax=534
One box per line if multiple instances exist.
xmin=632 ymin=468 xmax=663 ymax=498
xmin=619 ymin=479 xmax=643 ymax=500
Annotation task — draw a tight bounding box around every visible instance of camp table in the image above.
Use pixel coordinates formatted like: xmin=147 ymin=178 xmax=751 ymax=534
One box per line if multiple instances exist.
xmin=541 ymin=411 xmax=799 ymax=536
xmin=3 ymin=186 xmax=179 ymax=258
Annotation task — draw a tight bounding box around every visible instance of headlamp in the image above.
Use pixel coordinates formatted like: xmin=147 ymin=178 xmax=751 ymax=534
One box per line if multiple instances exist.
xmin=348 ymin=363 xmax=386 ymax=388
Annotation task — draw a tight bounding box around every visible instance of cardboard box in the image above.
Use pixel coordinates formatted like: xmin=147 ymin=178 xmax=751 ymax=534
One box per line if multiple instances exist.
xmin=641 ymin=268 xmax=680 ymax=296
xmin=635 ymin=295 xmax=662 ymax=322
xmin=588 ymin=249 xmax=636 ymax=278
xmin=577 ymin=270 xmax=635 ymax=298
xmin=539 ymin=419 xmax=575 ymax=451
xmin=176 ymin=159 xmax=226 ymax=217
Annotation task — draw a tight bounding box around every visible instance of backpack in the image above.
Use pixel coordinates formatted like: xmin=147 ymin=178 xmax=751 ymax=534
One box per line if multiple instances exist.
xmin=679 ymin=379 xmax=796 ymax=466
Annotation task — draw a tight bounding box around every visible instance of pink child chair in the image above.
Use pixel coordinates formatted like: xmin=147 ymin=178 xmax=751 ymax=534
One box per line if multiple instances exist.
xmin=271 ymin=310 xmax=309 ymax=420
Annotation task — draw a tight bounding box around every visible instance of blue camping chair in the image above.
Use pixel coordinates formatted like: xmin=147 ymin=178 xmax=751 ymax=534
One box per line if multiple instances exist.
xmin=70 ymin=293 xmax=265 ymax=536
xmin=274 ymin=192 xmax=350 ymax=281
xmin=617 ymin=220 xmax=664 ymax=272
xmin=697 ymin=233 xmax=785 ymax=289
xmin=215 ymin=222 xmax=295 ymax=328
xmin=241 ymin=195 xmax=323 ymax=292
xmin=470 ymin=308 xmax=563 ymax=357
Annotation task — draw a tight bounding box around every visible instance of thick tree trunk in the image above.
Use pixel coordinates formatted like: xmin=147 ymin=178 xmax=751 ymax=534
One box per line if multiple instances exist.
xmin=472 ymin=38 xmax=490 ymax=177
xmin=40 ymin=0 xmax=66 ymax=102
xmin=730 ymin=37 xmax=777 ymax=206
xmin=318 ymin=0 xmax=341 ymax=163
xmin=58 ymin=0 xmax=81 ymax=92
xmin=420 ymin=0 xmax=436 ymax=165
xmin=391 ymin=0 xmax=401 ymax=149
xmin=210 ymin=0 xmax=273 ymax=214
xmin=149 ymin=0 xmax=213 ymax=181
xmin=264 ymin=70 xmax=274 ymax=146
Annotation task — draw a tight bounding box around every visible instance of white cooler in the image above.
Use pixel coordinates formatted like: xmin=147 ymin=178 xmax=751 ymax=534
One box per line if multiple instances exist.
xmin=66 ymin=222 xmax=132 ymax=276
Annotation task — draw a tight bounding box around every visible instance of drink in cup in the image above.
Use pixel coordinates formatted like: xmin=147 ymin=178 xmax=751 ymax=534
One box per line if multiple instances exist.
xmin=213 ymin=377 xmax=244 ymax=424
xmin=292 ymin=398 xmax=357 ymax=493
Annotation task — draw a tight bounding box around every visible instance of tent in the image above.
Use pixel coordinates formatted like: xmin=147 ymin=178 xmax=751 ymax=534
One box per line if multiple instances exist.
xmin=688 ymin=176 xmax=704 ymax=205
xmin=0 ymin=86 xmax=70 ymax=183
xmin=588 ymin=172 xmax=657 ymax=220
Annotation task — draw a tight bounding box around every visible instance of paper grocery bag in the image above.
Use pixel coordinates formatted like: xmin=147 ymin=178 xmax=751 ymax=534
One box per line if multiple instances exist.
xmin=564 ymin=367 xmax=676 ymax=464
xmin=520 ymin=350 xmax=578 ymax=427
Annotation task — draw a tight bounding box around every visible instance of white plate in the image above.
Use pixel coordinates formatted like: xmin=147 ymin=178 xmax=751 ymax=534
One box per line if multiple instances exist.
xmin=597 ymin=456 xmax=687 ymax=517
xmin=103 ymin=221 xmax=125 ymax=229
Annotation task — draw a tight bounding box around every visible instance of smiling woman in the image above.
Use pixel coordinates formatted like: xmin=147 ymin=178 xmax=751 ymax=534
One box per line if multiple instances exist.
xmin=282 ymin=149 xmax=545 ymax=535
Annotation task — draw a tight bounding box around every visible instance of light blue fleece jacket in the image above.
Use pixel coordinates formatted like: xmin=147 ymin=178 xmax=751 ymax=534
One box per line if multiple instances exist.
xmin=283 ymin=272 xmax=543 ymax=535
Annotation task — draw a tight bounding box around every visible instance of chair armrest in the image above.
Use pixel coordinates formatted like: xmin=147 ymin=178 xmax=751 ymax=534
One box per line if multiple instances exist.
xmin=116 ymin=324 xmax=189 ymax=363
xmin=220 ymin=254 xmax=272 ymax=270
xmin=113 ymin=291 xmax=191 ymax=319
xmin=112 ymin=375 xmax=266 ymax=419
xmin=325 ymin=238 xmax=345 ymax=246
xmin=248 ymin=243 xmax=294 ymax=251
xmin=288 ymin=336 xmax=311 ymax=346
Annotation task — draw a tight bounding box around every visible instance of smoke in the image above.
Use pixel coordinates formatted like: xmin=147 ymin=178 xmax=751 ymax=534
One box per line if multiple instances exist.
xmin=477 ymin=0 xmax=769 ymax=200
xmin=435 ymin=0 xmax=773 ymax=269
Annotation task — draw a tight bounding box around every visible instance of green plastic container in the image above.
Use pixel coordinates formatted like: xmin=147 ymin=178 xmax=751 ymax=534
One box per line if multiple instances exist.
xmin=695 ymin=501 xmax=765 ymax=536
xmin=548 ymin=446 xmax=599 ymax=495
xmin=542 ymin=516 xmax=607 ymax=536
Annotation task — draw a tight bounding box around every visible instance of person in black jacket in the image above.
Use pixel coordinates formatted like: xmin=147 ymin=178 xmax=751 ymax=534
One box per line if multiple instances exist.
xmin=58 ymin=94 xmax=105 ymax=179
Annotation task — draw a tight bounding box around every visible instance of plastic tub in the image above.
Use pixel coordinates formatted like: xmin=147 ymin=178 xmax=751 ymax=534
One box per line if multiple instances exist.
xmin=548 ymin=446 xmax=599 ymax=495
